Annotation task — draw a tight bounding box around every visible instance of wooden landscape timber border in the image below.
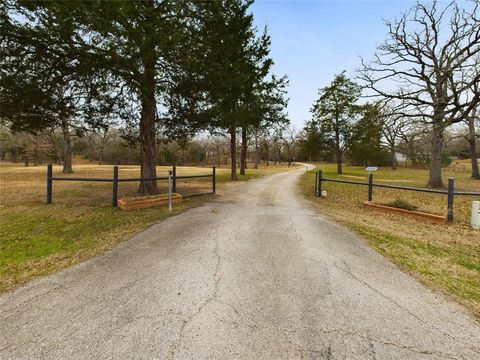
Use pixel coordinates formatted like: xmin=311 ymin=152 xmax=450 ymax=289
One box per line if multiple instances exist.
xmin=314 ymin=169 xmax=480 ymax=222
xmin=117 ymin=193 xmax=183 ymax=211
xmin=46 ymin=164 xmax=216 ymax=207
xmin=363 ymin=201 xmax=447 ymax=222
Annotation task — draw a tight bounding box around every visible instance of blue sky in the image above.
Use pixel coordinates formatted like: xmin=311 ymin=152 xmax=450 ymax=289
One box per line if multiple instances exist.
xmin=251 ymin=0 xmax=419 ymax=128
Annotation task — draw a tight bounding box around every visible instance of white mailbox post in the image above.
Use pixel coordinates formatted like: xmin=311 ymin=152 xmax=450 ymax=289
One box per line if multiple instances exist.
xmin=365 ymin=166 xmax=378 ymax=176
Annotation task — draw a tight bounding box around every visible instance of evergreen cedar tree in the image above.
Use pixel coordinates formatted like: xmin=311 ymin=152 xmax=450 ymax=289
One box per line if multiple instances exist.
xmin=1 ymin=0 xmax=288 ymax=190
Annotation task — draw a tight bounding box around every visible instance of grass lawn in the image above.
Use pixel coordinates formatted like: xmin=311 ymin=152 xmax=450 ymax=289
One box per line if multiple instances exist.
xmin=0 ymin=161 xmax=296 ymax=293
xmin=299 ymin=162 xmax=480 ymax=318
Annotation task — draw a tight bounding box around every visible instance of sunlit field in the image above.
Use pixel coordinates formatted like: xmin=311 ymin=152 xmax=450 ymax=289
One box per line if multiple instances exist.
xmin=0 ymin=161 xmax=297 ymax=293
xmin=300 ymin=162 xmax=480 ymax=317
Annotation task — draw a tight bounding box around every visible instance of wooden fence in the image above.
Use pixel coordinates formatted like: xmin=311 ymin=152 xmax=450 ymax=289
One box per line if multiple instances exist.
xmin=46 ymin=164 xmax=215 ymax=207
xmin=314 ymin=169 xmax=480 ymax=221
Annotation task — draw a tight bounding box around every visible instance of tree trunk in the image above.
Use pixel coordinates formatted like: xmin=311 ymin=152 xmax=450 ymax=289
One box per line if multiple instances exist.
xmin=97 ymin=140 xmax=104 ymax=165
xmin=98 ymin=150 xmax=103 ymax=166
xmin=467 ymin=115 xmax=479 ymax=180
xmin=61 ymin=117 xmax=73 ymax=174
xmin=138 ymin=97 xmax=158 ymax=195
xmin=240 ymin=127 xmax=247 ymax=175
xmin=254 ymin=130 xmax=259 ymax=169
xmin=230 ymin=127 xmax=237 ymax=181
xmin=336 ymin=148 xmax=343 ymax=174
xmin=138 ymin=0 xmax=158 ymax=195
xmin=97 ymin=129 xmax=109 ymax=166
xmin=11 ymin=148 xmax=17 ymax=163
xmin=34 ymin=148 xmax=39 ymax=166
xmin=390 ymin=146 xmax=397 ymax=170
xmin=265 ymin=143 xmax=269 ymax=166
xmin=216 ymin=143 xmax=221 ymax=168
xmin=335 ymin=128 xmax=342 ymax=174
xmin=409 ymin=142 xmax=416 ymax=168
xmin=33 ymin=136 xmax=40 ymax=166
xmin=427 ymin=121 xmax=444 ymax=188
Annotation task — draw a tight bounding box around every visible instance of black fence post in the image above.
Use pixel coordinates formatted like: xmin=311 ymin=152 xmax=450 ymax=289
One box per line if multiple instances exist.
xmin=447 ymin=177 xmax=454 ymax=222
xmin=315 ymin=170 xmax=318 ymax=196
xmin=172 ymin=165 xmax=177 ymax=193
xmin=46 ymin=163 xmax=52 ymax=204
xmin=368 ymin=173 xmax=373 ymax=202
xmin=212 ymin=166 xmax=216 ymax=194
xmin=318 ymin=170 xmax=322 ymax=197
xmin=112 ymin=165 xmax=119 ymax=207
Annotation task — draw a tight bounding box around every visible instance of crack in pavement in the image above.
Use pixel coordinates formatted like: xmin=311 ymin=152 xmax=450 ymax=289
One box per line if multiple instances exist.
xmin=302 ymin=236 xmax=470 ymax=348
xmin=364 ymin=336 xmax=462 ymax=360
xmin=168 ymin=234 xmax=223 ymax=359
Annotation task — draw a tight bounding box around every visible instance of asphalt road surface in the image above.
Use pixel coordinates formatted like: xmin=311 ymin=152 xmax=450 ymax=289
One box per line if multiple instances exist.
xmin=1 ymin=166 xmax=479 ymax=359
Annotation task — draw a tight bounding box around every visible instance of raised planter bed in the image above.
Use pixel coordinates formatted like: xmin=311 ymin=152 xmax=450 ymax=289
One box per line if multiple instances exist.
xmin=118 ymin=193 xmax=182 ymax=211
xmin=363 ymin=201 xmax=446 ymax=222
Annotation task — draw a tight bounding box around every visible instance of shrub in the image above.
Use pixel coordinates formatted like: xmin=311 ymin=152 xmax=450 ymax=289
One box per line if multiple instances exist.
xmin=387 ymin=199 xmax=418 ymax=211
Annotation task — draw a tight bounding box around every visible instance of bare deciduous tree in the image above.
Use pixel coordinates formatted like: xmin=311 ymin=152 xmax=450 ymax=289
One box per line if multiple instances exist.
xmin=466 ymin=106 xmax=480 ymax=179
xmin=280 ymin=125 xmax=300 ymax=167
xmin=380 ymin=104 xmax=414 ymax=170
xmin=360 ymin=1 xmax=480 ymax=187
xmin=89 ymin=126 xmax=115 ymax=165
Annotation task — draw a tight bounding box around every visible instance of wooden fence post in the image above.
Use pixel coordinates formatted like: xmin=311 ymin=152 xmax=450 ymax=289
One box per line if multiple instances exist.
xmin=47 ymin=164 xmax=52 ymax=204
xmin=447 ymin=177 xmax=454 ymax=222
xmin=112 ymin=165 xmax=119 ymax=207
xmin=368 ymin=173 xmax=373 ymax=202
xmin=315 ymin=170 xmax=318 ymax=196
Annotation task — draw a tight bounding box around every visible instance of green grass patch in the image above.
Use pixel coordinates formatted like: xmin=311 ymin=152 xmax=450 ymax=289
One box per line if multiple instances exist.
xmin=0 ymin=196 xmax=212 ymax=293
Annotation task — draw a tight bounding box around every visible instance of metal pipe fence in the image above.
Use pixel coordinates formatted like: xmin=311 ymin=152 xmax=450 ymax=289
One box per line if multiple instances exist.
xmin=46 ymin=164 xmax=216 ymax=207
xmin=314 ymin=169 xmax=480 ymax=221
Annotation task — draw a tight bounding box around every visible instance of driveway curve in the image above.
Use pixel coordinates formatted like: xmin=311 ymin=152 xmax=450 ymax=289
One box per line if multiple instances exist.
xmin=1 ymin=166 xmax=479 ymax=359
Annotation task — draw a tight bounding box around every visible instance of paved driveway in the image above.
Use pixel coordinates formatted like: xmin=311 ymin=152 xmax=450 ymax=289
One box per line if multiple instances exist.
xmin=1 ymin=166 xmax=479 ymax=359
